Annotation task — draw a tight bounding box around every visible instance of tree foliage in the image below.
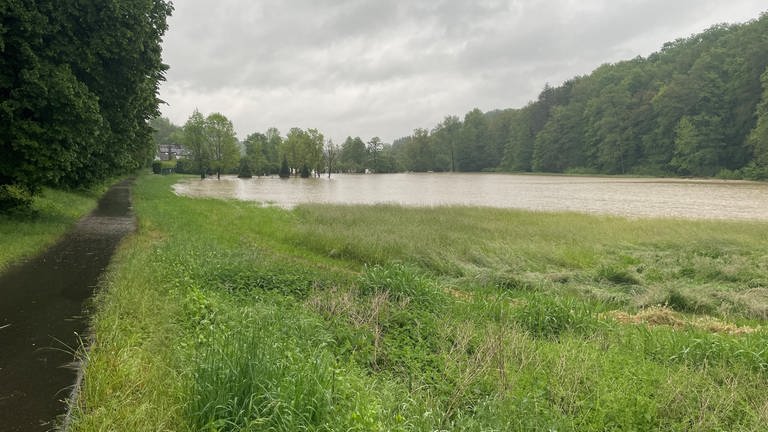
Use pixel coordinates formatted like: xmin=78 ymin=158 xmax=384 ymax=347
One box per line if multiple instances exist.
xmin=181 ymin=111 xmax=240 ymax=179
xmin=384 ymin=13 xmax=768 ymax=179
xmin=0 ymin=0 xmax=173 ymax=207
xmin=281 ymin=127 xmax=323 ymax=176
xmin=748 ymin=68 xmax=768 ymax=176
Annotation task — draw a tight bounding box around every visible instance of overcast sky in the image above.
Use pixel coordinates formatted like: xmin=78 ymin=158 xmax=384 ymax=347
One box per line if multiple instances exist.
xmin=158 ymin=1 xmax=766 ymax=144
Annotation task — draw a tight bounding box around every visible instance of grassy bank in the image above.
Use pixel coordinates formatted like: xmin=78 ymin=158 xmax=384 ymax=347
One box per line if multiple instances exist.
xmin=68 ymin=174 xmax=768 ymax=431
xmin=0 ymin=185 xmax=110 ymax=271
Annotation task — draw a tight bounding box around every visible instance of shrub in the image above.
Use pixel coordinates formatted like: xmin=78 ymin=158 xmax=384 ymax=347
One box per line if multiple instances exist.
xmin=175 ymin=158 xmax=195 ymax=174
xmin=300 ymin=164 xmax=310 ymax=178
xmin=0 ymin=183 xmax=35 ymax=213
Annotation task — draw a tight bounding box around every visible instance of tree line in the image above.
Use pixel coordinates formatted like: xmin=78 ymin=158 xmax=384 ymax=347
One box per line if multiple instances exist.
xmin=157 ymin=12 xmax=768 ymax=181
xmin=1 ymin=0 xmax=173 ymax=211
xmin=391 ymin=13 xmax=768 ymax=179
xmin=153 ymin=111 xmax=397 ymax=178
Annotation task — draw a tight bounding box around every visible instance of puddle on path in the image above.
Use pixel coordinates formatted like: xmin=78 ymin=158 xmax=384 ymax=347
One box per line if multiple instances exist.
xmin=0 ymin=179 xmax=135 ymax=431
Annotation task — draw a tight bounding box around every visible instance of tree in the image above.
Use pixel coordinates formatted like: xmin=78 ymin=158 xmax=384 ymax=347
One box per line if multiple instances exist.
xmin=182 ymin=110 xmax=210 ymax=179
xmin=532 ymin=105 xmax=585 ymax=172
xmin=279 ymin=156 xmax=290 ymax=178
xmin=264 ymin=127 xmax=283 ymax=173
xmin=324 ymin=140 xmax=340 ymax=178
xmin=306 ymin=128 xmax=325 ymax=175
xmin=150 ymin=117 xmax=182 ymax=151
xmin=237 ymin=158 xmax=253 ymax=178
xmin=747 ymin=68 xmax=768 ymax=175
xmin=367 ymin=137 xmax=383 ymax=173
xmin=457 ymin=108 xmax=489 ymax=171
xmin=205 ymin=113 xmax=240 ymax=179
xmin=281 ymin=127 xmax=323 ymax=176
xmin=404 ymin=128 xmax=434 ymax=172
xmin=431 ymin=116 xmax=461 ymax=172
xmin=670 ymin=115 xmax=723 ymax=176
xmin=0 ymin=0 xmax=173 ymax=210
xmin=340 ymin=136 xmax=367 ymax=173
xmin=501 ymin=107 xmax=535 ymax=172
xmin=485 ymin=109 xmax=514 ymax=168
xmin=243 ymin=132 xmax=269 ymax=176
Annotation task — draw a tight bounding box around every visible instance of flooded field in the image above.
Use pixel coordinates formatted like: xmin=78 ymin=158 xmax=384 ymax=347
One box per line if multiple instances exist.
xmin=173 ymin=173 xmax=768 ymax=221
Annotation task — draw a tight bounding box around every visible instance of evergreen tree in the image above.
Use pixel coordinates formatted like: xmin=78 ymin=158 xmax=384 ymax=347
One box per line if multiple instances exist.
xmin=279 ymin=156 xmax=290 ymax=178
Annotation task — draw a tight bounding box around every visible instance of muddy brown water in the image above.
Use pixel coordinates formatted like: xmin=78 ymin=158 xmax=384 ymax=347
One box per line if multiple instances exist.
xmin=174 ymin=173 xmax=768 ymax=220
xmin=0 ymin=179 xmax=135 ymax=431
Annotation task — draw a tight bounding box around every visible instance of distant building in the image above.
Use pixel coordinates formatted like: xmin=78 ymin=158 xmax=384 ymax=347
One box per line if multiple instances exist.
xmin=157 ymin=144 xmax=190 ymax=161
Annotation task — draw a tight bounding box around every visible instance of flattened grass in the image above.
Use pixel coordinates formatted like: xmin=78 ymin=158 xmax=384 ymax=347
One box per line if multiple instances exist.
xmin=69 ymin=174 xmax=768 ymax=431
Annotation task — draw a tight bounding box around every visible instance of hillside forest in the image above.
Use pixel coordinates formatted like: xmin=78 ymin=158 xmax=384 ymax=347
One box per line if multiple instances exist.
xmin=153 ymin=12 xmax=768 ymax=179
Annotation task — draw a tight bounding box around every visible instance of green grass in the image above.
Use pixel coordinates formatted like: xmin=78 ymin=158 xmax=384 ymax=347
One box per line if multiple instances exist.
xmin=68 ymin=174 xmax=768 ymax=431
xmin=0 ymin=185 xmax=109 ymax=271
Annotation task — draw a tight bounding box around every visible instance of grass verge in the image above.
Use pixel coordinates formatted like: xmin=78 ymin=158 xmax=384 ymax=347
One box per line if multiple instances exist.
xmin=68 ymin=174 xmax=768 ymax=431
xmin=0 ymin=184 xmax=111 ymax=271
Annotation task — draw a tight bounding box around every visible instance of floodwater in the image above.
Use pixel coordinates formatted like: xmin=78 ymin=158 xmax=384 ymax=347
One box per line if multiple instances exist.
xmin=174 ymin=173 xmax=768 ymax=221
xmin=0 ymin=180 xmax=135 ymax=431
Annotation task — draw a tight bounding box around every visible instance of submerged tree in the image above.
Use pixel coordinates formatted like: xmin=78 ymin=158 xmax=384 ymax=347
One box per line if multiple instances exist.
xmin=279 ymin=156 xmax=291 ymax=178
xmin=340 ymin=136 xmax=367 ymax=173
xmin=183 ymin=110 xmax=210 ymax=179
xmin=206 ymin=113 xmax=240 ymax=180
xmin=324 ymin=140 xmax=339 ymax=178
xmin=182 ymin=110 xmax=239 ymax=179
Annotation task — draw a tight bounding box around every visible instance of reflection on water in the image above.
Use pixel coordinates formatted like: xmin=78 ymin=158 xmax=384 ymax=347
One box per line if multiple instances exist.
xmin=173 ymin=173 xmax=768 ymax=220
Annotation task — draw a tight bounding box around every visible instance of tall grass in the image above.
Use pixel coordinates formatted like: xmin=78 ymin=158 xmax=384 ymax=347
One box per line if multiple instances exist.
xmin=69 ymin=174 xmax=768 ymax=431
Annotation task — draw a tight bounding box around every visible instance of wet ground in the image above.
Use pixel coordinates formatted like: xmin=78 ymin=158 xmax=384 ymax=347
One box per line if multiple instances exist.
xmin=0 ymin=180 xmax=135 ymax=431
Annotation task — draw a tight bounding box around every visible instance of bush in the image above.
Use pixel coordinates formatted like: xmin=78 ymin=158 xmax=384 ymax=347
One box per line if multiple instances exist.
xmin=0 ymin=184 xmax=35 ymax=213
xmin=740 ymin=162 xmax=768 ymax=181
xmin=151 ymin=160 xmax=162 ymax=174
xmin=175 ymin=158 xmax=195 ymax=174
xmin=715 ymin=168 xmax=742 ymax=180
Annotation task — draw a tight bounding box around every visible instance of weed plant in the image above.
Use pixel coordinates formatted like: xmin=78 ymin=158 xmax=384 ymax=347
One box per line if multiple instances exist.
xmin=68 ymin=175 xmax=768 ymax=431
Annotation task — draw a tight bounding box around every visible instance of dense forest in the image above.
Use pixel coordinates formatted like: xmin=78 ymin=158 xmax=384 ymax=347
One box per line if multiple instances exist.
xmin=389 ymin=12 xmax=768 ymax=178
xmin=0 ymin=0 xmax=173 ymax=210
